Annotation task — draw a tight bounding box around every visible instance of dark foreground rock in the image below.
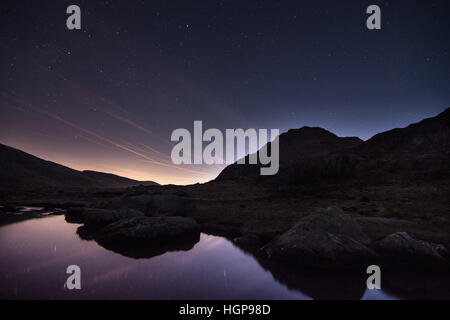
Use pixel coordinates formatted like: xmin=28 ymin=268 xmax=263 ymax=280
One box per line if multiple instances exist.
xmin=84 ymin=208 xmax=143 ymax=228
xmin=263 ymin=207 xmax=378 ymax=270
xmin=96 ymin=216 xmax=200 ymax=245
xmin=65 ymin=207 xmax=89 ymax=223
xmin=65 ymin=207 xmax=143 ymax=226
xmin=374 ymin=232 xmax=449 ymax=270
xmin=77 ymin=215 xmax=201 ymax=259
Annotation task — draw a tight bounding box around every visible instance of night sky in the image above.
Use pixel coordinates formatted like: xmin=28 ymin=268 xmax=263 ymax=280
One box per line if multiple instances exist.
xmin=1 ymin=0 xmax=449 ymax=184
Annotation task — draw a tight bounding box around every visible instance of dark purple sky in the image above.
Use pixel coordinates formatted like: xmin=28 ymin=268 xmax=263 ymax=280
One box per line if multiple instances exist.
xmin=1 ymin=0 xmax=449 ymax=184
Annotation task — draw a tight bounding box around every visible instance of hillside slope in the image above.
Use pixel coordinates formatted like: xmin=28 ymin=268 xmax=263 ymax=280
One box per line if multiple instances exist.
xmin=0 ymin=144 xmax=158 ymax=188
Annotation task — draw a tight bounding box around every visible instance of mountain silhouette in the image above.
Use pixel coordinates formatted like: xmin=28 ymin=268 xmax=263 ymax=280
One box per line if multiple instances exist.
xmin=1 ymin=108 xmax=448 ymax=188
xmin=0 ymin=144 xmax=158 ymax=188
xmin=217 ymin=108 xmax=450 ymax=184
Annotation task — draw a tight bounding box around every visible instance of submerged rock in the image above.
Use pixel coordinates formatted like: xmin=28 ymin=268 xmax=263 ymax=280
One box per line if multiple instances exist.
xmin=264 ymin=206 xmax=378 ymax=270
xmin=374 ymin=232 xmax=449 ymax=270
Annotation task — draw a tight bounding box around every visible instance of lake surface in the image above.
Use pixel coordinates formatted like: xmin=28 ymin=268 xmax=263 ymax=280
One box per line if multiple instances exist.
xmin=0 ymin=214 xmax=433 ymax=300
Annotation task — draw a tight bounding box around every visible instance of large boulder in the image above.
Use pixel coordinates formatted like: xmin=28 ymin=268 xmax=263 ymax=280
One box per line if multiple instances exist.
xmin=264 ymin=207 xmax=378 ymax=270
xmin=65 ymin=207 xmax=143 ymax=227
xmin=84 ymin=208 xmax=144 ymax=228
xmin=374 ymin=232 xmax=449 ymax=270
xmin=96 ymin=216 xmax=200 ymax=246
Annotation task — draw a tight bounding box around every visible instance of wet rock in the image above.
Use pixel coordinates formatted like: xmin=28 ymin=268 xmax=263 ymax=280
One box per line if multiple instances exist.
xmin=264 ymin=206 xmax=378 ymax=270
xmin=374 ymin=232 xmax=449 ymax=270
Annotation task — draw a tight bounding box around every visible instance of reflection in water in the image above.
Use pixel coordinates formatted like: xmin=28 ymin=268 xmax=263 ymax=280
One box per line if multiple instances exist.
xmin=0 ymin=216 xmax=448 ymax=299
xmin=0 ymin=216 xmax=308 ymax=299
xmin=77 ymin=225 xmax=201 ymax=259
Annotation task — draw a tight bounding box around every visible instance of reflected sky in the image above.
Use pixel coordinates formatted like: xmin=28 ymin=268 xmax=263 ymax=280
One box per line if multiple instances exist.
xmin=0 ymin=216 xmax=309 ymax=299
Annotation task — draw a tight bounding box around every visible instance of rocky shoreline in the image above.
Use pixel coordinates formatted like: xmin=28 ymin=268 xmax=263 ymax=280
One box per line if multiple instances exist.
xmin=1 ymin=183 xmax=449 ymax=274
xmin=60 ymin=202 xmax=450 ymax=272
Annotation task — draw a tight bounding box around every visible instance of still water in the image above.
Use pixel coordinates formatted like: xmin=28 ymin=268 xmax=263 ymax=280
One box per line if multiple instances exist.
xmin=0 ymin=215 xmax=423 ymax=300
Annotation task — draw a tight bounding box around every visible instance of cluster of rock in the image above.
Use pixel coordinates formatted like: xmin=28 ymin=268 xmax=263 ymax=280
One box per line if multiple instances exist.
xmin=64 ymin=194 xmax=448 ymax=271
xmin=263 ymin=206 xmax=449 ymax=271
xmin=64 ymin=194 xmax=200 ymax=258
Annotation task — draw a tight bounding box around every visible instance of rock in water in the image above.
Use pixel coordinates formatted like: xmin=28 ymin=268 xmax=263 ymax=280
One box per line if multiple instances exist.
xmin=374 ymin=232 xmax=449 ymax=270
xmin=96 ymin=216 xmax=200 ymax=246
xmin=65 ymin=207 xmax=88 ymax=223
xmin=264 ymin=206 xmax=378 ymax=270
xmin=65 ymin=207 xmax=143 ymax=227
xmin=84 ymin=208 xmax=144 ymax=228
